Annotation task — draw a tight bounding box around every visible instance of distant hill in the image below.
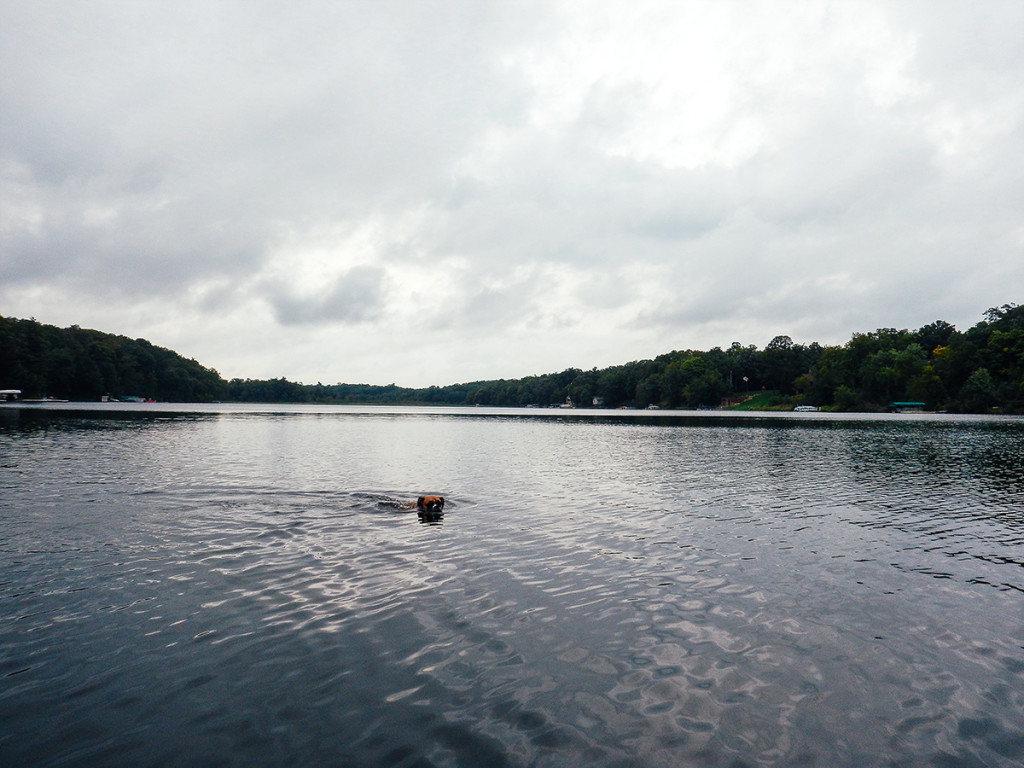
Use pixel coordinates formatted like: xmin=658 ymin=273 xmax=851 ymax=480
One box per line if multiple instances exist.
xmin=3 ymin=304 xmax=1022 ymax=412
xmin=225 ymin=303 xmax=1024 ymax=414
xmin=0 ymin=316 xmax=226 ymax=402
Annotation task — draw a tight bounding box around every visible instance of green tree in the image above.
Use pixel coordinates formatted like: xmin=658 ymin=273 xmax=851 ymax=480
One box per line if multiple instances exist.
xmin=833 ymin=384 xmax=863 ymax=411
xmin=907 ymin=364 xmax=946 ymax=408
xmin=725 ymin=342 xmax=761 ymax=391
xmin=959 ymin=368 xmax=997 ymax=412
xmin=913 ymin=320 xmax=957 ymax=353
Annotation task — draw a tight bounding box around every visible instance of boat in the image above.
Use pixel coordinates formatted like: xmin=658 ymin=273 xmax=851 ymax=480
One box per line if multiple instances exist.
xmin=793 ymin=405 xmax=818 ymax=412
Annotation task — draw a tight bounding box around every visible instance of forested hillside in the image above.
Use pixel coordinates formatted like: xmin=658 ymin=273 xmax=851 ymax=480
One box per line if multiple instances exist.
xmin=227 ymin=304 xmax=1024 ymax=413
xmin=2 ymin=304 xmax=1022 ymax=411
xmin=0 ymin=316 xmax=226 ymax=402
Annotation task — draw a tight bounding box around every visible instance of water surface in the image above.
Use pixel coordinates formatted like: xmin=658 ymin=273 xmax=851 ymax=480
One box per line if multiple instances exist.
xmin=1 ymin=405 xmax=1022 ymax=767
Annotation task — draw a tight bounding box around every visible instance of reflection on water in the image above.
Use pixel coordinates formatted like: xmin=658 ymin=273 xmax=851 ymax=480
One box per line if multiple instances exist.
xmin=1 ymin=406 xmax=1022 ymax=767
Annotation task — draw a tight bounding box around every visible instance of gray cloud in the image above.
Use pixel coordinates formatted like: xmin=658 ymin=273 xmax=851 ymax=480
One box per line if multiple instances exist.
xmin=1 ymin=0 xmax=1022 ymax=386
xmin=269 ymin=265 xmax=387 ymax=326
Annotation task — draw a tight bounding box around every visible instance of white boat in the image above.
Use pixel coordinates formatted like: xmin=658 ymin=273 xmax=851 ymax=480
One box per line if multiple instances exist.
xmin=793 ymin=404 xmax=818 ymax=412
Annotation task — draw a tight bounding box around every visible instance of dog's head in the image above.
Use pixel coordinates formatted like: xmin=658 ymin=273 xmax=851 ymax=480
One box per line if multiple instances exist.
xmin=417 ymin=496 xmax=445 ymax=514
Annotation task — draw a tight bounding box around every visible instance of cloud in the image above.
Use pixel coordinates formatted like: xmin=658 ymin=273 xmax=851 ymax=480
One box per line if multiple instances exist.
xmin=1 ymin=1 xmax=1022 ymax=387
xmin=269 ymin=265 xmax=387 ymax=326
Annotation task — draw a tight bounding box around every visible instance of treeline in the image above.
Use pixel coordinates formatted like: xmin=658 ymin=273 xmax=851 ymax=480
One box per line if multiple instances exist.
xmin=226 ymin=304 xmax=1024 ymax=413
xmin=3 ymin=304 xmax=1022 ymax=411
xmin=0 ymin=316 xmax=226 ymax=402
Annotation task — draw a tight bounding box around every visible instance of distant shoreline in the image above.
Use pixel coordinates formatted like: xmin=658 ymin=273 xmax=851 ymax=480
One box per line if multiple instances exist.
xmin=3 ymin=305 xmax=1023 ymax=413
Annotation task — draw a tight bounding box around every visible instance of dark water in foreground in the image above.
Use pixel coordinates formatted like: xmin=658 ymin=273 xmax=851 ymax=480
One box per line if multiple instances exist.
xmin=1 ymin=404 xmax=1022 ymax=767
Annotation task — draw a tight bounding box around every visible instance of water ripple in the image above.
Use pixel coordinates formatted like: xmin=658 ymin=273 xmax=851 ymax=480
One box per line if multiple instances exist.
xmin=1 ymin=411 xmax=1022 ymax=766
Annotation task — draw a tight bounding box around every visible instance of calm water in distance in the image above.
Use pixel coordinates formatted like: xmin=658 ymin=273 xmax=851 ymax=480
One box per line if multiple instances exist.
xmin=1 ymin=403 xmax=1023 ymax=767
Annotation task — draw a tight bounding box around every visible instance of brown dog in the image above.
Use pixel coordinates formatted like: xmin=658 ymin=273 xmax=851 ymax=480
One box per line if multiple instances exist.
xmin=411 ymin=495 xmax=444 ymax=523
xmin=416 ymin=496 xmax=445 ymax=514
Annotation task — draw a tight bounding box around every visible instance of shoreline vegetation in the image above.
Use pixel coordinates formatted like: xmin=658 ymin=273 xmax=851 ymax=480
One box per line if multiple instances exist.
xmin=2 ymin=304 xmax=1022 ymax=413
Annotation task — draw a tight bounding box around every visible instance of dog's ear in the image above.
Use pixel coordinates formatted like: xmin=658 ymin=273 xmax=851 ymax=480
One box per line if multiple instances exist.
xmin=417 ymin=496 xmax=426 ymax=507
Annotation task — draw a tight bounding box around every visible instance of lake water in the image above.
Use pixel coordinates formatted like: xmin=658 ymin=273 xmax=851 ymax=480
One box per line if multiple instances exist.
xmin=1 ymin=404 xmax=1022 ymax=767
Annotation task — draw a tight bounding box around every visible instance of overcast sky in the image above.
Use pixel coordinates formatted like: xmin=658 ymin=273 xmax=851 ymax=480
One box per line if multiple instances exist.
xmin=2 ymin=1 xmax=1022 ymax=387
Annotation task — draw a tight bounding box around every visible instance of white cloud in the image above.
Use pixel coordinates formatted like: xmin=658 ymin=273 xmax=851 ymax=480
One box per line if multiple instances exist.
xmin=1 ymin=0 xmax=1022 ymax=387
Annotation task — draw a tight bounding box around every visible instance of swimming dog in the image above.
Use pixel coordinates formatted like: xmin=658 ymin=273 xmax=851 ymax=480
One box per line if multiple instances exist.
xmin=412 ymin=495 xmax=444 ymax=523
xmin=382 ymin=495 xmax=445 ymax=520
xmin=415 ymin=496 xmax=444 ymax=514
